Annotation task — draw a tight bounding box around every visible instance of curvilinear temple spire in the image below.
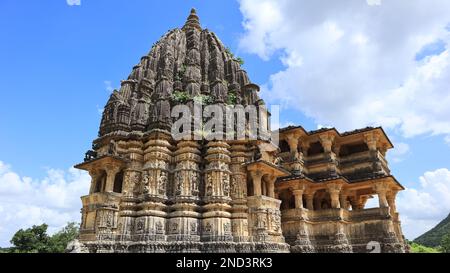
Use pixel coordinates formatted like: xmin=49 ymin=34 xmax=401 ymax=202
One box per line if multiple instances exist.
xmin=73 ymin=9 xmax=407 ymax=253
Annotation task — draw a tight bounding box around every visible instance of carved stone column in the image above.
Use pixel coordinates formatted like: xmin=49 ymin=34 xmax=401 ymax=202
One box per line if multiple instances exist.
xmin=293 ymin=189 xmax=304 ymax=209
xmin=351 ymin=195 xmax=369 ymax=210
xmin=132 ymin=132 xmax=171 ymax=243
xmin=142 ymin=137 xmax=171 ymax=199
xmin=319 ymin=133 xmax=338 ymax=176
xmin=104 ymin=165 xmax=121 ymax=193
xmin=364 ymin=132 xmax=380 ymax=152
xmin=386 ymin=191 xmax=398 ymax=216
xmin=339 ymin=190 xmax=350 ymax=210
xmin=373 ymin=182 xmax=389 ymax=208
xmin=173 ymin=141 xmax=201 ymax=199
xmin=202 ymin=141 xmax=233 ymax=244
xmin=265 ymin=174 xmax=277 ymax=198
xmin=229 ymin=144 xmax=250 ymax=241
xmin=305 ymin=191 xmax=315 ymax=210
xmin=88 ymin=169 xmax=100 ymax=194
xmin=115 ymin=140 xmax=143 ymax=242
xmin=249 ymin=170 xmax=264 ymax=196
xmin=286 ymin=134 xmax=300 ymax=162
xmin=300 ymin=141 xmax=310 ymax=157
xmin=167 ymin=140 xmax=202 ymax=243
xmin=319 ymin=134 xmax=335 ymax=154
xmin=327 ymin=183 xmax=342 ymax=209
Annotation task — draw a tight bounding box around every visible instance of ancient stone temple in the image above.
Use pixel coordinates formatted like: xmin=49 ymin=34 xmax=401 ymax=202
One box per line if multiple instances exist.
xmin=74 ymin=9 xmax=407 ymax=253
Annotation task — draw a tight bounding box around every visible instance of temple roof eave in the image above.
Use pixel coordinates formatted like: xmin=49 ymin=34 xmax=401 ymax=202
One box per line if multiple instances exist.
xmin=276 ymin=174 xmax=404 ymax=192
xmin=278 ymin=125 xmax=394 ymax=149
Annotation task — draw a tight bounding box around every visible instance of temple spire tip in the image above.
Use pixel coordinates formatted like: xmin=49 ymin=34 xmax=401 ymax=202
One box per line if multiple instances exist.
xmin=183 ymin=8 xmax=201 ymax=31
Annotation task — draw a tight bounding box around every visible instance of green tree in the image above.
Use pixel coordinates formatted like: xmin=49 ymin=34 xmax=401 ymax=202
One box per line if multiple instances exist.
xmin=409 ymin=242 xmax=440 ymax=253
xmin=441 ymin=233 xmax=450 ymax=253
xmin=10 ymin=224 xmax=51 ymax=253
xmin=9 ymin=222 xmax=79 ymax=253
xmin=48 ymin=222 xmax=79 ymax=253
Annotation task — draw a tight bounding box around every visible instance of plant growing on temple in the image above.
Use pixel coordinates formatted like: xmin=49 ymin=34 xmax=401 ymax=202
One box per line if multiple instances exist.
xmin=226 ymin=91 xmax=238 ymax=105
xmin=175 ymin=64 xmax=187 ymax=81
xmin=225 ymin=47 xmax=234 ymax=58
xmin=172 ymin=91 xmax=190 ymax=103
xmin=193 ymin=94 xmax=213 ymax=105
xmin=236 ymin=57 xmax=245 ymax=66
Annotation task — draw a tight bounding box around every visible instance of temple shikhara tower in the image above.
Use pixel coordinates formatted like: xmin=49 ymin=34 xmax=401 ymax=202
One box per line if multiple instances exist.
xmin=74 ymin=9 xmax=407 ymax=253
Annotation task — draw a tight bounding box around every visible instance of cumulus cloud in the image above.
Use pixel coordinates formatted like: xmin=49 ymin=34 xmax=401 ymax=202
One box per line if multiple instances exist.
xmin=387 ymin=142 xmax=410 ymax=163
xmin=238 ymin=0 xmax=450 ymax=141
xmin=0 ymin=161 xmax=90 ymax=247
xmin=396 ymin=168 xmax=450 ymax=239
xmin=66 ymin=0 xmax=81 ymax=6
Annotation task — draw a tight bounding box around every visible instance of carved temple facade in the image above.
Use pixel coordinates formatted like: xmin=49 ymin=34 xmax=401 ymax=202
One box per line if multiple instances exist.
xmin=74 ymin=9 xmax=407 ymax=253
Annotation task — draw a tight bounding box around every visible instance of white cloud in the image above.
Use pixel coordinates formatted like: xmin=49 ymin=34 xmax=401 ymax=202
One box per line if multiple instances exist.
xmin=445 ymin=135 xmax=450 ymax=146
xmin=0 ymin=161 xmax=90 ymax=247
xmin=66 ymin=0 xmax=81 ymax=6
xmin=387 ymin=142 xmax=410 ymax=163
xmin=366 ymin=0 xmax=381 ymax=6
xmin=239 ymin=0 xmax=450 ymax=142
xmin=104 ymin=80 xmax=114 ymax=93
xmin=396 ymin=168 xmax=450 ymax=239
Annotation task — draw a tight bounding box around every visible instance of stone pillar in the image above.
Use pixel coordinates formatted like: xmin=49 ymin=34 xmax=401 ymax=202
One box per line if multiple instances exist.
xmin=300 ymin=142 xmax=310 ymax=157
xmin=131 ymin=133 xmax=171 ymax=243
xmin=202 ymin=141 xmax=232 ymax=243
xmin=333 ymin=144 xmax=341 ymax=157
xmin=229 ymin=144 xmax=250 ymax=241
xmin=173 ymin=141 xmax=201 ymax=199
xmin=351 ymin=195 xmax=369 ymax=210
xmin=143 ymin=137 xmax=171 ymax=198
xmin=250 ymin=170 xmax=264 ymax=196
xmin=265 ymin=175 xmax=276 ymax=198
xmin=373 ymin=182 xmax=389 ymax=208
xmin=261 ymin=181 xmax=267 ymax=196
xmin=319 ymin=134 xmax=335 ymax=153
xmin=293 ymin=190 xmax=304 ymax=209
xmin=104 ymin=165 xmax=121 ymax=193
xmin=230 ymin=145 xmax=248 ymax=199
xmin=305 ymin=192 xmax=315 ymax=210
xmin=364 ymin=132 xmax=379 ymax=151
xmin=88 ymin=169 xmax=100 ymax=194
xmin=327 ymin=183 xmax=342 ymax=209
xmin=286 ymin=134 xmax=300 ymax=159
xmin=339 ymin=191 xmax=349 ymax=210
xmin=387 ymin=191 xmax=398 ymax=215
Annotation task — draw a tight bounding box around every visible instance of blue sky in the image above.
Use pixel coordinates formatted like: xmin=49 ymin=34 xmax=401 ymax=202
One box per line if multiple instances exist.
xmin=1 ymin=0 xmax=450 ymax=246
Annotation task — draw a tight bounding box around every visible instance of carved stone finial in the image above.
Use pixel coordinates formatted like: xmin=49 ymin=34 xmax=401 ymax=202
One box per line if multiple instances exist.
xmin=183 ymin=8 xmax=202 ymax=31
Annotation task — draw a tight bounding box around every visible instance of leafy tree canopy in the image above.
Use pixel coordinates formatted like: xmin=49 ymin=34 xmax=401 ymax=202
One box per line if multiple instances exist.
xmin=8 ymin=222 xmax=79 ymax=253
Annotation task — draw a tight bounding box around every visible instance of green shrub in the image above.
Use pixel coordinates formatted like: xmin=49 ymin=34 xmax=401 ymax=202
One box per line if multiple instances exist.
xmin=227 ymin=91 xmax=238 ymax=105
xmin=172 ymin=91 xmax=190 ymax=103
xmin=193 ymin=94 xmax=213 ymax=105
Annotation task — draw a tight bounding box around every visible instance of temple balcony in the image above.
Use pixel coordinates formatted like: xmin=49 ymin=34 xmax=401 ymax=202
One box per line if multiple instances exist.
xmin=81 ymin=191 xmax=122 ymax=208
xmin=281 ymin=206 xmax=391 ymax=223
xmin=339 ymin=150 xmax=390 ymax=178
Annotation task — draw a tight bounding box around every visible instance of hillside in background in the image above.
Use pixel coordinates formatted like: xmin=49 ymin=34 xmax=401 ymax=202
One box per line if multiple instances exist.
xmin=414 ymin=213 xmax=450 ymax=247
